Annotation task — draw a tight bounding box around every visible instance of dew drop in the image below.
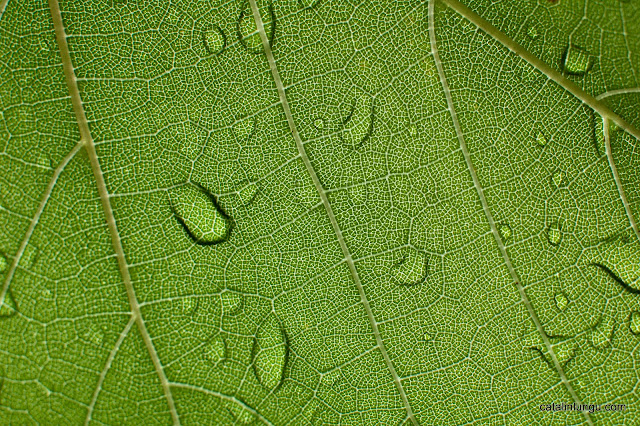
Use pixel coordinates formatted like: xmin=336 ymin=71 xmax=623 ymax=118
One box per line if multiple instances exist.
xmin=203 ymin=25 xmax=226 ymax=55
xmin=0 ymin=253 xmax=7 ymax=273
xmin=498 ymin=223 xmax=512 ymax=241
xmin=0 ymin=289 xmax=17 ymax=318
xmin=341 ymin=88 xmax=374 ymax=150
xmin=552 ymin=171 xmax=564 ymax=188
xmin=526 ymin=25 xmax=539 ymax=40
xmin=238 ymin=2 xmax=275 ymax=54
xmin=554 ymin=292 xmax=568 ymax=311
xmin=535 ymin=130 xmax=548 ymax=147
xmin=237 ymin=183 xmax=258 ymax=206
xmin=561 ymin=44 xmax=594 ymax=76
xmin=233 ymin=115 xmax=257 ymax=140
xmin=252 ymin=313 xmax=288 ymax=391
xmin=590 ymin=316 xmax=615 ymax=349
xmin=546 ymin=223 xmax=562 ymax=246
xmin=228 ymin=403 xmax=256 ymax=424
xmin=391 ymin=247 xmax=428 ymax=286
xmin=552 ymin=340 xmax=576 ymax=365
xmin=169 ymin=183 xmax=232 ymax=245
xmin=180 ymin=297 xmax=198 ymax=315
xmin=629 ymin=311 xmax=640 ymax=335
xmin=204 ymin=333 xmax=226 ymax=366
xmin=220 ymin=291 xmax=243 ymax=316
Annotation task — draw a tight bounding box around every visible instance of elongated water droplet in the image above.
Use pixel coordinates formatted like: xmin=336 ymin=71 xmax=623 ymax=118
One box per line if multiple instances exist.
xmin=204 ymin=333 xmax=226 ymax=366
xmin=526 ymin=25 xmax=539 ymax=40
xmin=546 ymin=223 xmax=562 ymax=246
xmin=629 ymin=311 xmax=640 ymax=335
xmin=169 ymin=183 xmax=232 ymax=245
xmin=252 ymin=313 xmax=288 ymax=390
xmin=228 ymin=403 xmax=256 ymax=424
xmin=341 ymin=88 xmax=374 ymax=150
xmin=391 ymin=247 xmax=428 ymax=286
xmin=180 ymin=297 xmax=198 ymax=315
xmin=237 ymin=183 xmax=258 ymax=206
xmin=238 ymin=2 xmax=275 ymax=54
xmin=498 ymin=223 xmax=512 ymax=241
xmin=221 ymin=291 xmax=243 ymax=315
xmin=552 ymin=171 xmax=564 ymax=188
xmin=0 ymin=289 xmax=17 ymax=318
xmin=203 ymin=25 xmax=226 ymax=55
xmin=0 ymin=253 xmax=7 ymax=273
xmin=561 ymin=44 xmax=594 ymax=76
xmin=536 ymin=130 xmax=548 ymax=147
xmin=554 ymin=292 xmax=568 ymax=311
xmin=233 ymin=115 xmax=256 ymax=140
xmin=590 ymin=231 xmax=640 ymax=293
xmin=590 ymin=316 xmax=615 ymax=349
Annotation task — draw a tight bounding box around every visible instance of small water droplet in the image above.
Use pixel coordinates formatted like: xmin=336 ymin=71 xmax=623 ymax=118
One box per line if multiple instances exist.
xmin=204 ymin=333 xmax=226 ymax=366
xmin=238 ymin=2 xmax=275 ymax=54
xmin=391 ymin=247 xmax=428 ymax=286
xmin=629 ymin=311 xmax=640 ymax=335
xmin=590 ymin=231 xmax=640 ymax=293
xmin=252 ymin=313 xmax=288 ymax=390
xmin=526 ymin=25 xmax=539 ymax=40
xmin=220 ymin=291 xmax=243 ymax=315
xmin=535 ymin=130 xmax=548 ymax=146
xmin=0 ymin=254 xmax=7 ymax=273
xmin=552 ymin=340 xmax=576 ymax=365
xmin=169 ymin=183 xmax=232 ymax=245
xmin=313 ymin=117 xmax=325 ymax=130
xmin=85 ymin=323 xmax=106 ymax=346
xmin=203 ymin=25 xmax=226 ymax=55
xmin=554 ymin=292 xmax=568 ymax=311
xmin=0 ymin=289 xmax=18 ymax=318
xmin=233 ymin=115 xmax=256 ymax=140
xmin=341 ymin=88 xmax=374 ymax=150
xmin=561 ymin=44 xmax=594 ymax=76
xmin=546 ymin=223 xmax=562 ymax=246
xmin=590 ymin=316 xmax=615 ymax=349
xmin=180 ymin=297 xmax=199 ymax=315
xmin=237 ymin=183 xmax=258 ymax=206
xmin=498 ymin=223 xmax=512 ymax=241
xmin=552 ymin=171 xmax=564 ymax=188
xmin=228 ymin=403 xmax=256 ymax=424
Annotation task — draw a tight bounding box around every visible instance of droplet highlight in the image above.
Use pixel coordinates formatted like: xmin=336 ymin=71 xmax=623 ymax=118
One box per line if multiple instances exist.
xmin=252 ymin=313 xmax=288 ymax=391
xmin=169 ymin=183 xmax=232 ymax=245
xmin=546 ymin=223 xmax=562 ymax=246
xmin=561 ymin=44 xmax=594 ymax=76
xmin=391 ymin=247 xmax=428 ymax=286
xmin=552 ymin=340 xmax=576 ymax=365
xmin=313 ymin=117 xmax=325 ymax=130
xmin=180 ymin=297 xmax=198 ymax=315
xmin=204 ymin=333 xmax=226 ymax=366
xmin=238 ymin=2 xmax=275 ymax=54
xmin=629 ymin=311 xmax=640 ymax=335
xmin=228 ymin=403 xmax=256 ymax=424
xmin=554 ymin=292 xmax=568 ymax=311
xmin=203 ymin=25 xmax=226 ymax=55
xmin=341 ymin=88 xmax=374 ymax=150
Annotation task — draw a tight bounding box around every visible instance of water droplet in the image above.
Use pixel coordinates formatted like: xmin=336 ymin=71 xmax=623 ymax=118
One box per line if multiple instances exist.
xmin=313 ymin=117 xmax=325 ymax=130
xmin=629 ymin=311 xmax=640 ymax=335
xmin=535 ymin=130 xmax=548 ymax=147
xmin=203 ymin=25 xmax=226 ymax=55
xmin=321 ymin=369 xmax=341 ymax=387
xmin=341 ymin=88 xmax=374 ymax=150
xmin=561 ymin=44 xmax=594 ymax=76
xmin=85 ymin=323 xmax=106 ymax=346
xmin=0 ymin=254 xmax=7 ymax=273
xmin=552 ymin=339 xmax=576 ymax=365
xmin=233 ymin=115 xmax=256 ymax=140
xmin=237 ymin=183 xmax=258 ymax=206
xmin=169 ymin=183 xmax=232 ymax=245
xmin=590 ymin=231 xmax=640 ymax=293
xmin=220 ymin=291 xmax=243 ymax=315
xmin=498 ymin=223 xmax=512 ymax=241
xmin=204 ymin=333 xmax=226 ymax=366
xmin=546 ymin=223 xmax=562 ymax=246
xmin=554 ymin=292 xmax=568 ymax=311
xmin=228 ymin=403 xmax=256 ymax=424
xmin=552 ymin=171 xmax=564 ymax=188
xmin=252 ymin=313 xmax=288 ymax=390
xmin=238 ymin=2 xmax=275 ymax=54
xmin=526 ymin=25 xmax=539 ymax=40
xmin=590 ymin=316 xmax=615 ymax=349
xmin=0 ymin=289 xmax=18 ymax=318
xmin=180 ymin=297 xmax=198 ymax=315
xmin=391 ymin=247 xmax=428 ymax=286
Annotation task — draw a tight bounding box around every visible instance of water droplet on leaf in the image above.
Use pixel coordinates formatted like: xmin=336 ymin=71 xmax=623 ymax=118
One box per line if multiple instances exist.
xmin=546 ymin=223 xmax=562 ymax=246
xmin=589 ymin=232 xmax=640 ymax=293
xmin=252 ymin=313 xmax=288 ymax=390
xmin=498 ymin=223 xmax=512 ymax=241
xmin=391 ymin=247 xmax=428 ymax=286
xmin=221 ymin=291 xmax=243 ymax=315
xmin=552 ymin=171 xmax=564 ymax=188
xmin=180 ymin=297 xmax=198 ymax=315
xmin=169 ymin=183 xmax=232 ymax=245
xmin=554 ymin=292 xmax=568 ymax=311
xmin=238 ymin=2 xmax=275 ymax=54
xmin=590 ymin=316 xmax=615 ymax=349
xmin=204 ymin=333 xmax=226 ymax=366
xmin=629 ymin=311 xmax=640 ymax=335
xmin=313 ymin=117 xmax=325 ymax=130
xmin=527 ymin=25 xmax=539 ymax=40
xmin=536 ymin=130 xmax=548 ymax=146
xmin=561 ymin=44 xmax=594 ymax=76
xmin=203 ymin=25 xmax=226 ymax=55
xmin=0 ymin=289 xmax=17 ymax=318
xmin=341 ymin=88 xmax=374 ymax=150
xmin=552 ymin=339 xmax=576 ymax=365
xmin=237 ymin=183 xmax=258 ymax=206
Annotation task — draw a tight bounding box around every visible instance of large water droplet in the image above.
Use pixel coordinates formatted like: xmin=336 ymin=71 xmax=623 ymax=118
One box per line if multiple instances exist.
xmin=561 ymin=44 xmax=594 ymax=76
xmin=220 ymin=291 xmax=243 ymax=315
xmin=590 ymin=231 xmax=640 ymax=294
xmin=554 ymin=292 xmax=568 ymax=311
xmin=204 ymin=333 xmax=226 ymax=366
xmin=629 ymin=311 xmax=640 ymax=335
xmin=590 ymin=316 xmax=615 ymax=349
xmin=341 ymin=88 xmax=374 ymax=150
xmin=238 ymin=2 xmax=275 ymax=54
xmin=252 ymin=313 xmax=288 ymax=390
xmin=391 ymin=247 xmax=428 ymax=286
xmin=203 ymin=25 xmax=226 ymax=55
xmin=0 ymin=289 xmax=17 ymax=318
xmin=233 ymin=115 xmax=257 ymax=141
xmin=546 ymin=223 xmax=562 ymax=246
xmin=169 ymin=183 xmax=232 ymax=245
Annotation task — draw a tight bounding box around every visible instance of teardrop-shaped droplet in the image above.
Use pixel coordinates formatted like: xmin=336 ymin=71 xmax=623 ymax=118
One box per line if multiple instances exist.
xmin=233 ymin=115 xmax=257 ymax=140
xmin=498 ymin=223 xmax=512 ymax=241
xmin=391 ymin=248 xmax=428 ymax=286
xmin=590 ymin=316 xmax=615 ymax=349
xmin=237 ymin=183 xmax=258 ymax=206
xmin=204 ymin=333 xmax=226 ymax=366
xmin=341 ymin=88 xmax=374 ymax=150
xmin=552 ymin=171 xmax=564 ymax=188
xmin=629 ymin=311 xmax=640 ymax=335
xmin=554 ymin=292 xmax=568 ymax=311
xmin=238 ymin=2 xmax=275 ymax=54
xmin=252 ymin=313 xmax=288 ymax=390
xmin=221 ymin=291 xmax=243 ymax=316
xmin=0 ymin=289 xmax=17 ymax=318
xmin=169 ymin=183 xmax=232 ymax=245
xmin=203 ymin=25 xmax=226 ymax=55
xmin=546 ymin=223 xmax=562 ymax=246
xmin=590 ymin=232 xmax=640 ymax=294
xmin=561 ymin=44 xmax=594 ymax=76
xmin=536 ymin=130 xmax=548 ymax=147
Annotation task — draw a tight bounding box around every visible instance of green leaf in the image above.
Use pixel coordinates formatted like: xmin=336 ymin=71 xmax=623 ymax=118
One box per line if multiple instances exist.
xmin=1 ymin=0 xmax=639 ymax=424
